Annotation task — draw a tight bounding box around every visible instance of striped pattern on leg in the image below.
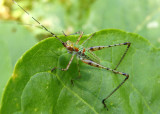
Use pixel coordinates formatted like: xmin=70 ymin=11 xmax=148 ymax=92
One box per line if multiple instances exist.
xmin=88 ymin=42 xmax=131 ymax=51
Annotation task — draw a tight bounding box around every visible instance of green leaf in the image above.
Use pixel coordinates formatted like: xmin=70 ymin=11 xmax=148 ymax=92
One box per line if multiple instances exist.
xmin=1 ymin=29 xmax=160 ymax=114
xmin=21 ymin=72 xmax=62 ymax=113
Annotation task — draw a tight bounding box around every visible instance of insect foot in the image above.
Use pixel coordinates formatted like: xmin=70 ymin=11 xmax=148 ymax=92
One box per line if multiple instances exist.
xmin=102 ymin=99 xmax=109 ymax=111
xmin=71 ymin=79 xmax=75 ymax=86
xmin=51 ymin=67 xmax=57 ymax=72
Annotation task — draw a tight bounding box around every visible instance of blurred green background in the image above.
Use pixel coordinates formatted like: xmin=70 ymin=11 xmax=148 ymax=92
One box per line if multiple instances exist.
xmin=0 ymin=0 xmax=160 ymax=107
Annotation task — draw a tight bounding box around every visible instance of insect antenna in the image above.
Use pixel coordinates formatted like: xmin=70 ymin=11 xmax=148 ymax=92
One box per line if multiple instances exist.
xmin=16 ymin=22 xmax=44 ymax=29
xmin=12 ymin=0 xmax=66 ymax=46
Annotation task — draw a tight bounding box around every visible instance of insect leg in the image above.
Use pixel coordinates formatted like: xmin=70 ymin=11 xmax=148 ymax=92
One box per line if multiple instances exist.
xmin=81 ymin=32 xmax=96 ymax=45
xmin=62 ymin=31 xmax=83 ymax=44
xmin=62 ymin=31 xmax=82 ymax=36
xmin=76 ymin=31 xmax=84 ymax=44
xmin=88 ymin=42 xmax=131 ymax=70
xmin=114 ymin=42 xmax=131 ymax=70
xmin=51 ymin=54 xmax=75 ymax=72
xmin=62 ymin=54 xmax=75 ymax=71
xmin=81 ymin=59 xmax=129 ymax=110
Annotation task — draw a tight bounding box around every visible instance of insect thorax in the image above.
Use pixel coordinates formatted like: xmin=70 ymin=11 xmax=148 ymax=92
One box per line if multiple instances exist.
xmin=66 ymin=40 xmax=100 ymax=63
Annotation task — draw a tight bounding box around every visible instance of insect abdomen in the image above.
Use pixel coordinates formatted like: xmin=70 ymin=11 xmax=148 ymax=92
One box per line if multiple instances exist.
xmin=84 ymin=50 xmax=100 ymax=64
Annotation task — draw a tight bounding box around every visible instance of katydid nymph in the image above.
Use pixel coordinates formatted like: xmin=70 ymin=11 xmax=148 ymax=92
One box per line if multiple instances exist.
xmin=13 ymin=0 xmax=131 ymax=110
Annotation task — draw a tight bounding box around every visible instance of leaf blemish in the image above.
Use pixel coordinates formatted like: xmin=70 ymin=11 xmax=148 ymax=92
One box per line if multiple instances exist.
xmin=12 ymin=72 xmax=18 ymax=80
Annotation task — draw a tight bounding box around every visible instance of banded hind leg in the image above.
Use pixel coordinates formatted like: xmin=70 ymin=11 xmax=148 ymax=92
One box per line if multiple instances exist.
xmin=88 ymin=42 xmax=131 ymax=70
xmin=81 ymin=59 xmax=129 ymax=110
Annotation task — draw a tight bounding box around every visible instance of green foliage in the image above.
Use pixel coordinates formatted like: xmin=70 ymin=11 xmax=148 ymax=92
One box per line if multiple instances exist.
xmin=1 ymin=29 xmax=159 ymax=114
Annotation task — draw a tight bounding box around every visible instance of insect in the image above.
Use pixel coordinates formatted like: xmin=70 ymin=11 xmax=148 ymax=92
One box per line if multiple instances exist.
xmin=13 ymin=0 xmax=131 ymax=110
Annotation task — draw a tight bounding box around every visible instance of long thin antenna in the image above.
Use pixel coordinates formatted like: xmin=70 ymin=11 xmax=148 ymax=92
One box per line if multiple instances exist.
xmin=12 ymin=0 xmax=65 ymax=46
xmin=17 ymin=22 xmax=44 ymax=29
